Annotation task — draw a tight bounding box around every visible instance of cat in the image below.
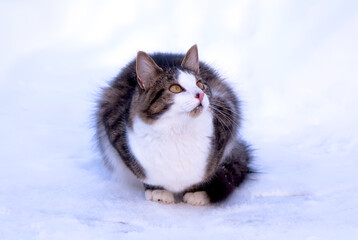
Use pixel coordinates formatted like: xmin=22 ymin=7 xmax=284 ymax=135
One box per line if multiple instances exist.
xmin=95 ymin=45 xmax=252 ymax=205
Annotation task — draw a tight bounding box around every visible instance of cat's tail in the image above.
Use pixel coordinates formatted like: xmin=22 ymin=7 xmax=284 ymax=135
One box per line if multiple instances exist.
xmin=203 ymin=140 xmax=253 ymax=203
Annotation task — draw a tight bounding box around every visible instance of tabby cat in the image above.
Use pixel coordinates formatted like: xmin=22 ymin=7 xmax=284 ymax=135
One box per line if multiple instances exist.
xmin=96 ymin=45 xmax=252 ymax=205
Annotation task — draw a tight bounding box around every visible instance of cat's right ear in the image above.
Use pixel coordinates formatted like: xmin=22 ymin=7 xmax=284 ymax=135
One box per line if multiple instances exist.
xmin=136 ymin=51 xmax=163 ymax=90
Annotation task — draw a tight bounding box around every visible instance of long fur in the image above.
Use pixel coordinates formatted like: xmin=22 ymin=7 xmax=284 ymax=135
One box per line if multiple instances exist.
xmin=95 ymin=46 xmax=252 ymax=203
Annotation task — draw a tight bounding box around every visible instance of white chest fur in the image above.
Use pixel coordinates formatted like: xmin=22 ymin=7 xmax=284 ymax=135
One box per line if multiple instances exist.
xmin=127 ymin=111 xmax=214 ymax=193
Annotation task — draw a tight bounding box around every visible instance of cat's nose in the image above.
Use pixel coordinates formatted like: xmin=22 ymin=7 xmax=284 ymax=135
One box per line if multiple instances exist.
xmin=195 ymin=92 xmax=205 ymax=103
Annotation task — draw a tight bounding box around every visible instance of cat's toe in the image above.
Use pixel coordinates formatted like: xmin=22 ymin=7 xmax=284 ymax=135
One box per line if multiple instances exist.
xmin=146 ymin=190 xmax=174 ymax=204
xmin=183 ymin=191 xmax=210 ymax=206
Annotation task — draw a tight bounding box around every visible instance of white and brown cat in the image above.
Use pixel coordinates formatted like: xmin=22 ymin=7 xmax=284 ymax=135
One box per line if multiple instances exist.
xmin=96 ymin=45 xmax=252 ymax=205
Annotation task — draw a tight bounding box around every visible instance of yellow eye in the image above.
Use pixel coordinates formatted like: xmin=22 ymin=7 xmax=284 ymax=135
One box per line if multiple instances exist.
xmin=169 ymin=84 xmax=183 ymax=93
xmin=196 ymin=81 xmax=204 ymax=90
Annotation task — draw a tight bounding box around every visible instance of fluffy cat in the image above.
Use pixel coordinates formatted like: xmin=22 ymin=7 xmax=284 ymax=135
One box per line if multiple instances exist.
xmin=96 ymin=45 xmax=252 ymax=205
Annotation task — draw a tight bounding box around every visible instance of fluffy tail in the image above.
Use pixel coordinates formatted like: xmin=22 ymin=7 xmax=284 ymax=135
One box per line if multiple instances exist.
xmin=203 ymin=140 xmax=253 ymax=203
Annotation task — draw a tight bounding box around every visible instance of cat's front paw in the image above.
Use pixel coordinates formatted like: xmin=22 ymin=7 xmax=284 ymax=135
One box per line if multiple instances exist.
xmin=145 ymin=189 xmax=175 ymax=204
xmin=183 ymin=191 xmax=210 ymax=206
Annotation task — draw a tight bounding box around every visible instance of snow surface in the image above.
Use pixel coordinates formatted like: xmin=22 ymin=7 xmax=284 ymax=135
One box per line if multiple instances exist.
xmin=1 ymin=0 xmax=358 ymax=239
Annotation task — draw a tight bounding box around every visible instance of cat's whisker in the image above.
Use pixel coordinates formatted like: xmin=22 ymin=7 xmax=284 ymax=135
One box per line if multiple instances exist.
xmin=209 ymin=105 xmax=238 ymax=137
xmin=210 ymin=106 xmax=232 ymax=124
xmin=209 ymin=106 xmax=229 ymax=128
xmin=210 ymin=105 xmax=241 ymax=133
xmin=211 ymin=100 xmax=241 ymax=118
xmin=210 ymin=110 xmax=231 ymax=136
xmin=210 ymin=107 xmax=240 ymax=139
xmin=209 ymin=105 xmax=240 ymax=129
xmin=210 ymin=109 xmax=240 ymax=126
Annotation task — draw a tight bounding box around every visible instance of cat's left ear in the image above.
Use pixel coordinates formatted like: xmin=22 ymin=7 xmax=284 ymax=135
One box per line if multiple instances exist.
xmin=181 ymin=44 xmax=199 ymax=74
xmin=136 ymin=51 xmax=163 ymax=90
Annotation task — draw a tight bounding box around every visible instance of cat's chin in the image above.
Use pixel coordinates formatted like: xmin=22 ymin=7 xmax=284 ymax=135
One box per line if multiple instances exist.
xmin=189 ymin=104 xmax=204 ymax=118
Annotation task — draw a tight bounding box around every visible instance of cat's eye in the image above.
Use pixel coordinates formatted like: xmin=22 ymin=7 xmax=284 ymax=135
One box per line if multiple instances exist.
xmin=196 ymin=81 xmax=204 ymax=90
xmin=169 ymin=84 xmax=183 ymax=93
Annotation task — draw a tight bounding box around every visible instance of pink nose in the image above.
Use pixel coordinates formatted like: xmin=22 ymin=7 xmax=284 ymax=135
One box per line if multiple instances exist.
xmin=195 ymin=92 xmax=205 ymax=102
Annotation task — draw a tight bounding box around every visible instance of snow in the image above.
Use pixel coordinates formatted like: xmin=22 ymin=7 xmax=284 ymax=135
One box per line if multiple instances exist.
xmin=1 ymin=0 xmax=358 ymax=239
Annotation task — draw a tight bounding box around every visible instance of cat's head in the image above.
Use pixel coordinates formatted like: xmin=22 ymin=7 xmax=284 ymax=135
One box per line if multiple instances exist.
xmin=132 ymin=45 xmax=211 ymax=123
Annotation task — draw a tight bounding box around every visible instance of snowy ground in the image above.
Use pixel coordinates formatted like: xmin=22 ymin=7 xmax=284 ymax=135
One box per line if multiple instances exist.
xmin=1 ymin=0 xmax=358 ymax=239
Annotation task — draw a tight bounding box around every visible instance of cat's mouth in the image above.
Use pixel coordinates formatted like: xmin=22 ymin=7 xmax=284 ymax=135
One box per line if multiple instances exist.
xmin=189 ymin=104 xmax=204 ymax=118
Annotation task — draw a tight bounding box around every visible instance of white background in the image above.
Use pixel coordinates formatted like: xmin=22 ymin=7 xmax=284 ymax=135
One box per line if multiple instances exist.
xmin=1 ymin=0 xmax=358 ymax=239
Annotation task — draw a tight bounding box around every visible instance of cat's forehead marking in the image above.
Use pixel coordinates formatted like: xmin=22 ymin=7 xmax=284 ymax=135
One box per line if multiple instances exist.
xmin=177 ymin=71 xmax=198 ymax=92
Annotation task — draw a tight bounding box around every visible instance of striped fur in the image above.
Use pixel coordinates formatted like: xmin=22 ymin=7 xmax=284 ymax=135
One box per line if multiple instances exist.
xmin=95 ymin=45 xmax=252 ymax=204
